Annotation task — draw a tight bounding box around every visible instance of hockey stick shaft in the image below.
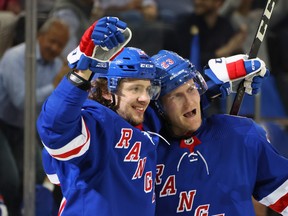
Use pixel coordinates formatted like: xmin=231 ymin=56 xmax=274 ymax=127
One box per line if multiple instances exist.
xmin=229 ymin=0 xmax=278 ymax=115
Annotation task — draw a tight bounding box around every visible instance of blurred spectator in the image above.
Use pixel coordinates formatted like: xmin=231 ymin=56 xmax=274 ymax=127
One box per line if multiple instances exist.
xmin=0 ymin=17 xmax=69 ymax=216
xmin=0 ymin=0 xmax=22 ymax=57
xmin=224 ymin=0 xmax=288 ymax=118
xmin=266 ymin=1 xmax=288 ymax=112
xmin=37 ymin=0 xmax=56 ymax=15
xmin=12 ymin=12 xmax=49 ymax=47
xmin=49 ymin=0 xmax=94 ymax=58
xmin=97 ymin=0 xmax=158 ymax=24
xmin=230 ymin=0 xmax=270 ymax=67
xmin=16 ymin=0 xmax=55 ymax=18
xmin=0 ymin=0 xmax=21 ymax=15
xmin=93 ymin=0 xmax=164 ymax=56
xmin=162 ymin=0 xmax=246 ymax=115
xmin=219 ymin=0 xmax=240 ymax=17
xmin=269 ymin=0 xmax=288 ymax=27
xmin=163 ymin=0 xmax=246 ymax=71
xmin=0 ymin=12 xmax=18 ymax=58
xmin=156 ymin=0 xmax=193 ymax=23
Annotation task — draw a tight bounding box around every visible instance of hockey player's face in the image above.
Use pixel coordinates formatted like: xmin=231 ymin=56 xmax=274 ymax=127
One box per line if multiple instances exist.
xmin=161 ymin=79 xmax=202 ymax=136
xmin=115 ymin=79 xmax=152 ymax=126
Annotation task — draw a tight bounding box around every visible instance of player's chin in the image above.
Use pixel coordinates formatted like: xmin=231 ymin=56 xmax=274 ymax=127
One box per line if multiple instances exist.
xmin=184 ymin=115 xmax=201 ymax=131
xmin=129 ymin=115 xmax=145 ymax=127
xmin=135 ymin=116 xmax=145 ymax=125
xmin=188 ymin=122 xmax=201 ymax=132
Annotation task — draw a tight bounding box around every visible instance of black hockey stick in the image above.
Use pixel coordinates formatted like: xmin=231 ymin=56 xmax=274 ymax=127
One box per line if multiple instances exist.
xmin=229 ymin=0 xmax=278 ymax=115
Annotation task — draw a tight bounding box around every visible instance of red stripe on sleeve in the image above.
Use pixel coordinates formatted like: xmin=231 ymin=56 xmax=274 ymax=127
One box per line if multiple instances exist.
xmin=52 ymin=122 xmax=90 ymax=160
xmin=269 ymin=192 xmax=288 ymax=213
xmin=58 ymin=198 xmax=66 ymax=216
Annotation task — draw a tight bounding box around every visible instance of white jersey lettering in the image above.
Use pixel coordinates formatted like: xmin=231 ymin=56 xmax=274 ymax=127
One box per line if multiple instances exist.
xmin=124 ymin=142 xmax=141 ymax=161
xmin=156 ymin=164 xmax=164 ymax=185
xmin=177 ymin=190 xmax=196 ymax=213
xmin=115 ymin=128 xmax=133 ymax=148
xmin=195 ymin=204 xmax=209 ymax=216
xmin=132 ymin=157 xmax=147 ymax=179
xmin=144 ymin=171 xmax=153 ymax=192
xmin=160 ymin=175 xmax=177 ymax=197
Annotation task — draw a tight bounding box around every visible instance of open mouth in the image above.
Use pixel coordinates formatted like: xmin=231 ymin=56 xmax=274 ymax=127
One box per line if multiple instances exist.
xmin=183 ymin=108 xmax=197 ymax=118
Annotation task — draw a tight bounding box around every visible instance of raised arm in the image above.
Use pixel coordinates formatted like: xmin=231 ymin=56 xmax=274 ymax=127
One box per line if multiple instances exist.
xmin=37 ymin=17 xmax=130 ymax=148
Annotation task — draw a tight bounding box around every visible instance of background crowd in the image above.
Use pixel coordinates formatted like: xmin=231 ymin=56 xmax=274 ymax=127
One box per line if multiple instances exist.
xmin=0 ymin=0 xmax=287 ymax=215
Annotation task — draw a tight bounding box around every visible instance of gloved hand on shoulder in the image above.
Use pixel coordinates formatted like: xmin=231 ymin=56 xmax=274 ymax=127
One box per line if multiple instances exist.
xmin=204 ymin=54 xmax=269 ymax=99
xmin=67 ymin=16 xmax=132 ymax=73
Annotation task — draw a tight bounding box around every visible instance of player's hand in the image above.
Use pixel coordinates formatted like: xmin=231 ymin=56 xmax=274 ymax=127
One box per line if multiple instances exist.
xmin=204 ymin=54 xmax=269 ymax=98
xmin=67 ymin=16 xmax=132 ymax=72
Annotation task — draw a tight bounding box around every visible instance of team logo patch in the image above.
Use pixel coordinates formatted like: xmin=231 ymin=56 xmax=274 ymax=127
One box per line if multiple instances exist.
xmin=184 ymin=137 xmax=194 ymax=145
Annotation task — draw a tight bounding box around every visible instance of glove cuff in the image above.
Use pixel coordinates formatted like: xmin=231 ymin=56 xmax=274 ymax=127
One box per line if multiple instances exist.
xmin=67 ymin=46 xmax=83 ymax=66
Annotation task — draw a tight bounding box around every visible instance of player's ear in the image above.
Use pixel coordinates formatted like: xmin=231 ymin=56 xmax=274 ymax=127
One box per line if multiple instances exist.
xmin=102 ymin=92 xmax=112 ymax=101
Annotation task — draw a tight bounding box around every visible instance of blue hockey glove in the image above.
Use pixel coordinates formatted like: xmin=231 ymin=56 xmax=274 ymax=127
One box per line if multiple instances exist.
xmin=67 ymin=16 xmax=132 ymax=72
xmin=204 ymin=54 xmax=269 ymax=98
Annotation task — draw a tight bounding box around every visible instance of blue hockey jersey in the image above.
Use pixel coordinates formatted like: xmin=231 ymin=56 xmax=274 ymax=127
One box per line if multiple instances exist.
xmin=155 ymin=115 xmax=288 ymax=215
xmin=37 ymin=77 xmax=161 ymax=216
